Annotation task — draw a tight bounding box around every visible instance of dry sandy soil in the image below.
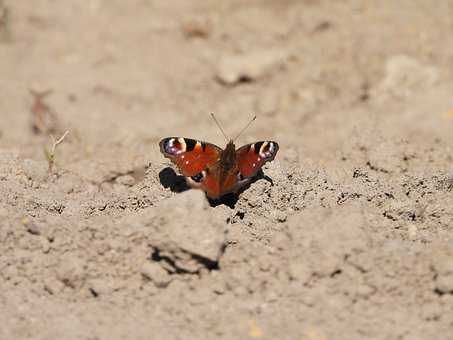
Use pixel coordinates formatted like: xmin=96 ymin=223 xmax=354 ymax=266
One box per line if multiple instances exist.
xmin=2 ymin=1 xmax=453 ymax=339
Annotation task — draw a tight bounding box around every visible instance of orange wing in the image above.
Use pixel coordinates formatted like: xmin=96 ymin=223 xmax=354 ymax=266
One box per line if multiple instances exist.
xmin=236 ymin=141 xmax=279 ymax=178
xmin=159 ymin=137 xmax=222 ymax=177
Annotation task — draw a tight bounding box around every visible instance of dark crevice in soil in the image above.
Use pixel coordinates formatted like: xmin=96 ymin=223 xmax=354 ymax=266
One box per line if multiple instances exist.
xmin=151 ymin=248 xmax=189 ymax=274
xmin=330 ymin=269 xmax=342 ymax=278
xmin=89 ymin=288 xmax=99 ymax=298
xmin=366 ymin=161 xmax=390 ymax=174
xmin=151 ymin=247 xmax=221 ymax=274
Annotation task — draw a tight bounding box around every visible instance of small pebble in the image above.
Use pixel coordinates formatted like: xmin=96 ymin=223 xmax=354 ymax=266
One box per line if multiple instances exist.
xmin=22 ymin=217 xmax=41 ymax=235
xmin=88 ymin=278 xmax=117 ymax=296
xmin=216 ymin=48 xmax=291 ymax=85
xmin=116 ymin=174 xmax=135 ymax=186
xmin=43 ymin=277 xmax=65 ymax=295
xmin=287 ymin=262 xmax=311 ymax=283
xmin=141 ymin=261 xmax=172 ymax=288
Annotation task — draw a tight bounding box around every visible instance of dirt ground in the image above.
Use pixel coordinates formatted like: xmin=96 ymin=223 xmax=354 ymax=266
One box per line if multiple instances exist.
xmin=1 ymin=1 xmax=453 ymax=339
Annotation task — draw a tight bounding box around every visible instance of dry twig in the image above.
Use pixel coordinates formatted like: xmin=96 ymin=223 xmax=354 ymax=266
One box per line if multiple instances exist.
xmin=45 ymin=130 xmax=69 ymax=173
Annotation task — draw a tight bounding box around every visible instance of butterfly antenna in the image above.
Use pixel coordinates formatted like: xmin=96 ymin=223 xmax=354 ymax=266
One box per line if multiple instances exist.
xmin=233 ymin=115 xmax=257 ymax=142
xmin=210 ymin=113 xmax=230 ymax=142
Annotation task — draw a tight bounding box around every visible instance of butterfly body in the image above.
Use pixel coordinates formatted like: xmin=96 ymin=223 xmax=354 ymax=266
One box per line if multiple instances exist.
xmin=159 ymin=137 xmax=279 ymax=199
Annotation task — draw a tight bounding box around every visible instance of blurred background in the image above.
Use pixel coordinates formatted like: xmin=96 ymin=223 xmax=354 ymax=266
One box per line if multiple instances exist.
xmin=3 ymin=2 xmax=453 ymax=339
xmin=1 ymin=0 xmax=453 ymax=168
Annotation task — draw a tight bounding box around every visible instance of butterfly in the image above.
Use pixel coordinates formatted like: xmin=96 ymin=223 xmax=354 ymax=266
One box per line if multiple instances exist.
xmin=159 ymin=115 xmax=279 ymax=199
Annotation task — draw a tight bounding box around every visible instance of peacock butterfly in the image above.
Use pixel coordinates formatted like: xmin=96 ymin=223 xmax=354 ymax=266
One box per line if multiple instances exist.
xmin=159 ymin=115 xmax=279 ymax=199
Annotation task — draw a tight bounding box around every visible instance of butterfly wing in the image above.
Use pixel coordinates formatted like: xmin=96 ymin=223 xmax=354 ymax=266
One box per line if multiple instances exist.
xmin=236 ymin=141 xmax=279 ymax=178
xmin=159 ymin=137 xmax=222 ymax=177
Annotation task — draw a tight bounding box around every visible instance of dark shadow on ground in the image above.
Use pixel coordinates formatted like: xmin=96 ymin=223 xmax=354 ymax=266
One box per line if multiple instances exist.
xmin=158 ymin=167 xmax=190 ymax=193
xmin=159 ymin=168 xmax=274 ymax=209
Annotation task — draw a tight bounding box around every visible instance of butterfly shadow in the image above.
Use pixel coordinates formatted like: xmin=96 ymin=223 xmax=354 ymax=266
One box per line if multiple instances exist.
xmin=158 ymin=167 xmax=190 ymax=193
xmin=158 ymin=168 xmax=273 ymax=209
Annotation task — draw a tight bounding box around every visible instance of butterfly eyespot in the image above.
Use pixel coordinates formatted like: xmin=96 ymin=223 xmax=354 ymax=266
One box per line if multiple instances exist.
xmin=162 ymin=138 xmax=187 ymax=155
xmin=258 ymin=141 xmax=277 ymax=159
